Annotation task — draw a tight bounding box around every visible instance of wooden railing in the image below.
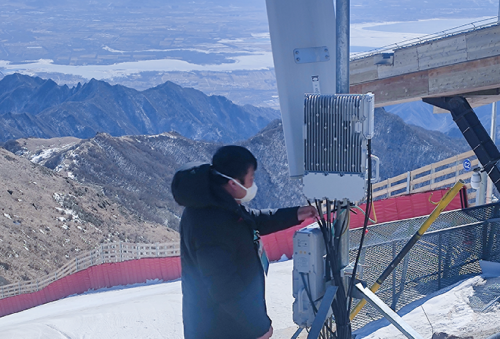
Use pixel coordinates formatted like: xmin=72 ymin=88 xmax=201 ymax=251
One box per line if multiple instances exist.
xmin=0 ymin=242 xmax=180 ymax=300
xmin=372 ymin=150 xmax=478 ymax=202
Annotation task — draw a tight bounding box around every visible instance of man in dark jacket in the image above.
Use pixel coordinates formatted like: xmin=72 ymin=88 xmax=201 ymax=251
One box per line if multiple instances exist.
xmin=171 ymin=145 xmax=317 ymax=339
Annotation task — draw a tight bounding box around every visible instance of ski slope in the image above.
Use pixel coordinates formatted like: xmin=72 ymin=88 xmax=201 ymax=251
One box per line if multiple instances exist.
xmin=0 ymin=259 xmax=499 ymax=339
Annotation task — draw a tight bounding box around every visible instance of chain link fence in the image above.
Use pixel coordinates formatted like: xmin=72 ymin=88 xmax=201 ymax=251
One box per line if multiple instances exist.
xmin=349 ymin=203 xmax=500 ymax=330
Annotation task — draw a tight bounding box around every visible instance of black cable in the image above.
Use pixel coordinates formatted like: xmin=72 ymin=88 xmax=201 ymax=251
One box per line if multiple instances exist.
xmin=347 ymin=138 xmax=373 ymax=312
xmin=333 ymin=202 xmax=351 ymax=339
xmin=300 ymin=272 xmax=318 ymax=314
xmin=309 ymin=199 xmax=352 ymax=338
xmin=317 ymin=200 xmax=351 ymax=339
xmin=300 ymin=272 xmax=335 ymax=339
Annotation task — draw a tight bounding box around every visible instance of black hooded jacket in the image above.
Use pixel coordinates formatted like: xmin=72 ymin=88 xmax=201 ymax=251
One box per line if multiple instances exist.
xmin=171 ymin=163 xmax=300 ymax=339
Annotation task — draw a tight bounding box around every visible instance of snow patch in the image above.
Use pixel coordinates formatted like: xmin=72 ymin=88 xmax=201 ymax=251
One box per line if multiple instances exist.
xmin=31 ymin=148 xmax=60 ymax=163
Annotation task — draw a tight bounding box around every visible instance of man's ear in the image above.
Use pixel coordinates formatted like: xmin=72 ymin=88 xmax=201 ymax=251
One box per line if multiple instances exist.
xmin=224 ymin=179 xmax=241 ymax=199
xmin=226 ymin=179 xmax=238 ymax=191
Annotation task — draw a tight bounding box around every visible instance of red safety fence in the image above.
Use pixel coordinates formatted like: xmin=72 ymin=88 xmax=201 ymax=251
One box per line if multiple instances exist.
xmin=261 ymin=187 xmax=467 ymax=262
xmin=0 ymin=257 xmax=181 ymax=318
xmin=0 ymin=187 xmax=467 ymax=318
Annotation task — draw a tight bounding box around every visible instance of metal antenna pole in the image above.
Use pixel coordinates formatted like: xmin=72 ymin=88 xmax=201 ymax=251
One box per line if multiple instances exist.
xmin=335 ymin=0 xmax=350 ymax=283
xmin=335 ymin=3 xmax=351 ymax=338
xmin=336 ymin=0 xmax=350 ymax=94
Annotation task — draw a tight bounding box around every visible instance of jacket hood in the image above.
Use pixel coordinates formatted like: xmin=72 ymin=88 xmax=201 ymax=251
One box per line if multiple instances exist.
xmin=171 ymin=162 xmax=238 ymax=210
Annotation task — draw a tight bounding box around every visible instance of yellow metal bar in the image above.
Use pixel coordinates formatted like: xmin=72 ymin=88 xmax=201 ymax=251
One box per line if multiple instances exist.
xmin=412 ymin=180 xmax=465 ymax=236
xmin=350 ymin=180 xmax=465 ymax=321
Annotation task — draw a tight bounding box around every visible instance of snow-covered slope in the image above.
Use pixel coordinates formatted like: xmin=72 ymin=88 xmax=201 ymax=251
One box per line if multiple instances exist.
xmin=0 ymin=260 xmax=299 ymax=339
xmin=0 ymin=259 xmax=499 ymax=339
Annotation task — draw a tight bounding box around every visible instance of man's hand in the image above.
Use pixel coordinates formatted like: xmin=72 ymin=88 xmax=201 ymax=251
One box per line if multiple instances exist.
xmin=257 ymin=325 xmax=273 ymax=339
xmin=297 ymin=206 xmax=319 ymax=221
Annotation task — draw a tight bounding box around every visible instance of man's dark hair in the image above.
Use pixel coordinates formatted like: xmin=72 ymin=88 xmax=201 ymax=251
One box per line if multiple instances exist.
xmin=212 ymin=145 xmax=257 ymax=185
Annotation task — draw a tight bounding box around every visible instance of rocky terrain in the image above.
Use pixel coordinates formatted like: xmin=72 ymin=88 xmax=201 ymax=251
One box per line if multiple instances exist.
xmin=0 ymin=146 xmax=178 ymax=286
xmin=0 ymin=73 xmax=279 ymax=143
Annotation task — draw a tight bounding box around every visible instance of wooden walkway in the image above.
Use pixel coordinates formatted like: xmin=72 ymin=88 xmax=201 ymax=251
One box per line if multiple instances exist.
xmin=349 ymin=20 xmax=500 ymax=110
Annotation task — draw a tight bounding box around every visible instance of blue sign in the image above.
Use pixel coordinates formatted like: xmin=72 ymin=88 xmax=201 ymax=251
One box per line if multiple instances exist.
xmin=463 ymin=159 xmax=472 ymax=172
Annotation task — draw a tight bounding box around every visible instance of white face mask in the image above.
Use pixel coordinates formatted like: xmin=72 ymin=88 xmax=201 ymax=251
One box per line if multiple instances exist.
xmin=231 ymin=179 xmax=258 ymax=203
xmin=214 ymin=171 xmax=258 ymax=203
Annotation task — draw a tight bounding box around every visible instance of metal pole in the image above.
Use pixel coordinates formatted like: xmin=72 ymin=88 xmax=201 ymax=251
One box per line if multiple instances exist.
xmin=335 ymin=4 xmax=351 ymax=335
xmin=336 ymin=0 xmax=350 ymax=94
xmin=478 ymin=170 xmax=487 ymax=205
xmin=486 ymin=101 xmax=498 ymax=203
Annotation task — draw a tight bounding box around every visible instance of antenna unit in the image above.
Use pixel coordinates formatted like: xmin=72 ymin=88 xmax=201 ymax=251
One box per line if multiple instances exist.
xmin=266 ymin=0 xmax=337 ymax=178
xmin=303 ymin=93 xmax=377 ymax=202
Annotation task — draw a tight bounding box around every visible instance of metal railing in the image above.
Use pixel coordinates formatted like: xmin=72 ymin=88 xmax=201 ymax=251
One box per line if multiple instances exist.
xmin=0 ymin=242 xmax=180 ymax=300
xmin=350 ymin=17 xmax=499 ymax=61
xmin=349 ymin=202 xmax=500 ymax=329
xmin=372 ymin=150 xmax=477 ymax=202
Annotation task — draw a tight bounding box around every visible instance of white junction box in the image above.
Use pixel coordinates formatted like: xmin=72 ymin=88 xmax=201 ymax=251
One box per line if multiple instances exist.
xmin=292 ymin=224 xmax=327 ymax=327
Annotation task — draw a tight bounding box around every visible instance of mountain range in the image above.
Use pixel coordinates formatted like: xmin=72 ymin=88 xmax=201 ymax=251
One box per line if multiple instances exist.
xmin=4 ymin=107 xmax=469 ymax=232
xmin=0 ymin=74 xmax=473 ymax=284
xmin=0 ymin=73 xmax=280 ymax=143
xmin=385 ymin=101 xmax=498 ymax=140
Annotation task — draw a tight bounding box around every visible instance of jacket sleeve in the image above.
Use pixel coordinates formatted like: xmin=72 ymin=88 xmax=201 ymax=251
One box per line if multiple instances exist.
xmin=246 ymin=206 xmax=301 ymax=235
xmin=193 ymin=216 xmax=271 ymax=338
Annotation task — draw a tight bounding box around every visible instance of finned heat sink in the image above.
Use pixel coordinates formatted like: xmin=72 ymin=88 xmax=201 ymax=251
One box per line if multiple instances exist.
xmin=304 ymin=94 xmax=373 ymax=175
xmin=303 ymin=93 xmax=374 ymax=201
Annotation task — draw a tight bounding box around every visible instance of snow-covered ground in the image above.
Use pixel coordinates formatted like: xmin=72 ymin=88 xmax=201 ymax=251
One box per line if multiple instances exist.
xmin=0 ymin=259 xmax=499 ymax=339
xmin=355 ymin=276 xmax=500 ymax=339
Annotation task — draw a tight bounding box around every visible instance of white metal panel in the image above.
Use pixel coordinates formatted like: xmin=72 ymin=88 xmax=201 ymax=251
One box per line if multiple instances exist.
xmin=303 ymin=172 xmax=366 ymax=201
xmin=266 ymin=0 xmax=336 ymax=177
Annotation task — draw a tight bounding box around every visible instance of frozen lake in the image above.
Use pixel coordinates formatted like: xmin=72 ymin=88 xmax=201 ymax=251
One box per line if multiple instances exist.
xmin=0 ymin=17 xmax=495 ymax=81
